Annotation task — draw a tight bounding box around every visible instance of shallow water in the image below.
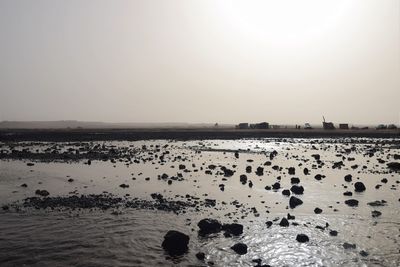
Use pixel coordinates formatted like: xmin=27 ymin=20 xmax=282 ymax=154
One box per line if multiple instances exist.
xmin=0 ymin=138 xmax=399 ymax=266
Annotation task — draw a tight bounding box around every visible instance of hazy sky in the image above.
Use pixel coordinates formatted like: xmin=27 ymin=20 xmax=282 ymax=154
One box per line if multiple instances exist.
xmin=0 ymin=0 xmax=399 ymax=125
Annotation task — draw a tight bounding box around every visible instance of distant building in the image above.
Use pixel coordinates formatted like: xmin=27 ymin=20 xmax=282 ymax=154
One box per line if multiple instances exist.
xmin=237 ymin=122 xmax=269 ymax=129
xmin=238 ymin=123 xmax=249 ymax=129
xmin=322 ymin=116 xmax=335 ymax=130
xmin=339 ymin=123 xmax=349 ymax=129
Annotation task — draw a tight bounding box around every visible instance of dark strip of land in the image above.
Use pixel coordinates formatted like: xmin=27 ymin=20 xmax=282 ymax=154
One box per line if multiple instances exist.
xmin=0 ymin=128 xmax=399 ymax=141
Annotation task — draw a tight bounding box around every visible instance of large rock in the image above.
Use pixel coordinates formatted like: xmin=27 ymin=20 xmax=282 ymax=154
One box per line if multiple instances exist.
xmin=231 ymin=243 xmax=248 ymax=255
xmin=162 ymin=230 xmax=189 ymax=256
xmin=198 ymin=218 xmax=222 ymax=235
xmin=279 ymin=217 xmax=289 ymax=227
xmin=344 ymin=174 xmax=352 ymax=182
xmin=222 ymin=223 xmax=243 ymax=236
xmin=387 ymin=162 xmax=400 ymax=171
xmin=345 ymin=199 xmax=359 ymax=207
xmin=354 ymin=182 xmax=366 ymax=192
xmin=296 ymin=234 xmax=309 ymax=243
xmin=290 ymin=185 xmax=304 ymax=195
xmin=289 ymin=196 xmax=303 ymax=209
xmin=288 ymin=167 xmax=296 ymax=175
xmin=35 ymin=189 xmax=50 ymax=197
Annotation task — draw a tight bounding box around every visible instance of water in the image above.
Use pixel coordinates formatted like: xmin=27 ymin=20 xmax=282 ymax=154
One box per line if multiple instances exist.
xmin=0 ymin=138 xmax=399 ymax=266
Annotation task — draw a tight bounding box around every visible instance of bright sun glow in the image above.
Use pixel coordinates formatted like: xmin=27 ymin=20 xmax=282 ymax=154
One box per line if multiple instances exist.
xmin=217 ymin=0 xmax=356 ymax=47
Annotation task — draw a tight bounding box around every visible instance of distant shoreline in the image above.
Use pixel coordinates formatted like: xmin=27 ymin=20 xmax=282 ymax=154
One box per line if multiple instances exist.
xmin=0 ymin=128 xmax=399 ymax=141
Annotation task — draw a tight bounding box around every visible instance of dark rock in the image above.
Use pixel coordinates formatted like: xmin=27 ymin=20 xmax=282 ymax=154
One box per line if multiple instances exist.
xmin=68 ymin=178 xmax=74 ymax=182
xmin=222 ymin=223 xmax=243 ymax=236
xmin=329 ymin=230 xmax=338 ymax=236
xmin=289 ymin=196 xmax=303 ymax=209
xmin=256 ymin=167 xmax=264 ymax=176
xmin=265 ymin=221 xmax=273 ymax=228
xmin=342 ymin=242 xmax=356 ymax=249
xmin=303 ymin=168 xmax=309 ymax=175
xmin=343 ymin=191 xmax=352 ymax=196
xmin=354 ymin=182 xmax=366 ymax=192
xmin=35 ymin=189 xmax=49 ymax=197
xmin=371 ymin=210 xmax=382 ymax=217
xmin=344 ymin=174 xmax=352 ymax=182
xmin=288 ymin=167 xmax=295 ymax=175
xmin=26 ymin=163 xmax=35 ymax=167
xmin=272 ymin=182 xmax=280 ymax=190
xmin=162 ymin=230 xmax=189 ymax=256
xmin=344 ymin=199 xmax=358 ymax=207
xmin=387 ymin=162 xmax=400 ymax=171
xmin=240 ymin=175 xmax=247 ymax=185
xmin=231 ymin=243 xmax=248 ymax=255
xmin=246 ymin=166 xmax=252 ymax=173
xmin=314 ymin=207 xmax=323 ymax=214
xmin=20 ymin=183 xmax=28 ymax=187
xmin=119 ymin=184 xmax=129 ymax=188
xmin=198 ymin=218 xmax=222 ymax=235
xmin=282 ymin=189 xmax=291 ymax=196
xmin=279 ymin=217 xmax=289 ymax=227
xmin=314 ymin=174 xmax=323 ymax=181
xmin=287 ymin=213 xmax=295 ymax=220
xmin=367 ymin=200 xmax=386 ymax=207
xmin=296 ymin=234 xmax=309 ymax=243
xmin=291 ymin=177 xmax=300 ymax=184
xmin=196 ymin=252 xmax=205 ymax=261
xmin=359 ymin=250 xmax=369 ymax=257
xmin=381 ymin=178 xmax=388 ymax=183
xmin=290 ymin=185 xmax=304 ymax=195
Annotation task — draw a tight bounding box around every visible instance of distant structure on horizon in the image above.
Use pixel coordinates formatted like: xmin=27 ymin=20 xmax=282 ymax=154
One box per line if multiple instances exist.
xmin=322 ymin=116 xmax=335 ymax=130
xmin=237 ymin=122 xmax=269 ymax=129
xmin=339 ymin=123 xmax=349 ymax=130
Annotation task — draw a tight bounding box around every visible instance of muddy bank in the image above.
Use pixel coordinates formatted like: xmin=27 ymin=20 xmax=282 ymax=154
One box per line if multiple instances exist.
xmin=1 ymin=128 xmax=399 ymax=142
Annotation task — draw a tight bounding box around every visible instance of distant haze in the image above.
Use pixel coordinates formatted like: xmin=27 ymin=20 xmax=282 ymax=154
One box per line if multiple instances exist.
xmin=0 ymin=0 xmax=399 ymax=125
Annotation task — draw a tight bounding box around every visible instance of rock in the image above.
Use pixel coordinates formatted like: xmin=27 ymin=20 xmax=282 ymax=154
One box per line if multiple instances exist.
xmin=2 ymin=205 xmax=9 ymax=211
xmin=359 ymin=250 xmax=369 ymax=257
xmin=387 ymin=162 xmax=400 ymax=171
xmin=290 ymin=185 xmax=304 ymax=195
xmin=282 ymin=189 xmax=291 ymax=196
xmin=256 ymin=167 xmax=264 ymax=176
xmin=343 ymin=191 xmax=352 ymax=196
xmin=162 ymin=230 xmax=189 ymax=256
xmin=265 ymin=221 xmax=273 ymax=228
xmin=20 ymin=183 xmax=28 ymax=188
xmin=296 ymin=234 xmax=309 ymax=243
xmin=198 ymin=218 xmax=222 ymax=235
xmin=272 ymin=182 xmax=280 ymax=190
xmin=314 ymin=174 xmax=323 ymax=181
xmin=67 ymin=178 xmax=74 ymax=182
xmin=234 ymin=151 xmax=239 ymax=159
xmin=287 ymin=213 xmax=295 ymax=220
xmin=289 ymin=196 xmax=303 ymax=209
xmin=381 ymin=178 xmax=388 ymax=183
xmin=196 ymin=252 xmax=205 ymax=261
xmin=35 ymin=189 xmax=49 ymax=197
xmin=367 ymin=200 xmax=386 ymax=206
xmin=314 ymin=207 xmax=323 ymax=214
xmin=240 ymin=175 xmax=247 ymax=185
xmin=291 ymin=177 xmax=300 ymax=184
xmin=344 ymin=199 xmax=358 ymax=207
xmin=279 ymin=217 xmax=289 ymax=227
xmin=26 ymin=163 xmax=35 ymax=167
xmin=342 ymin=242 xmax=356 ymax=249
xmin=344 ymin=174 xmax=352 ymax=182
xmin=179 ymin=164 xmax=186 ymax=170
xmin=354 ymin=182 xmax=366 ymax=192
xmin=288 ymin=167 xmax=295 ymax=175
xmin=246 ymin=166 xmax=252 ymax=173
xmin=303 ymin=168 xmax=309 ymax=175
xmin=222 ymin=223 xmax=243 ymax=236
xmin=329 ymin=230 xmax=338 ymax=236
xmin=119 ymin=184 xmax=129 ymax=188
xmin=231 ymin=243 xmax=248 ymax=255
xmin=371 ymin=210 xmax=382 ymax=217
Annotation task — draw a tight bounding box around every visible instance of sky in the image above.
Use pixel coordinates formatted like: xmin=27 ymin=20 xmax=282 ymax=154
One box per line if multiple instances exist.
xmin=0 ymin=0 xmax=399 ymax=125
